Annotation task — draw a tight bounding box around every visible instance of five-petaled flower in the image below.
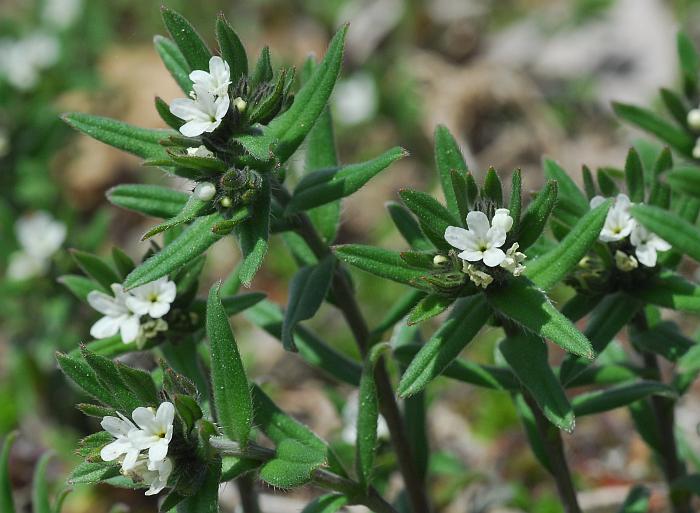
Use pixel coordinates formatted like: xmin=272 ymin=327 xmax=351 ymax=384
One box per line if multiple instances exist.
xmin=444 ymin=210 xmax=512 ymax=267
xmin=87 ymin=284 xmax=141 ymax=344
xmin=125 ymin=456 xmax=173 ymax=496
xmin=630 ymin=224 xmax=671 ymax=267
xmin=170 ymin=84 xmax=230 ymax=137
xmin=126 ymin=277 xmax=177 ymax=319
xmin=190 ymin=56 xmax=231 ymax=97
xmin=591 ymin=194 xmax=635 ymax=242
xmin=100 ymin=412 xmax=142 ymax=470
xmin=7 ymin=210 xmax=66 ymax=280
xmin=130 ymin=402 xmax=176 ymax=464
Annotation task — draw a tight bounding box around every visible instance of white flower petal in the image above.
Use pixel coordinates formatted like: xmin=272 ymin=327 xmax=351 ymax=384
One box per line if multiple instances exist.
xmin=486 ymin=227 xmax=507 ymax=248
xmin=148 ymin=440 xmax=169 ymax=463
xmin=120 ymin=315 xmax=141 ymax=344
xmin=466 ymin=211 xmax=490 ymax=238
xmin=482 ymin=247 xmax=506 ymax=267
xmin=458 ymin=249 xmax=484 ymax=262
xmin=90 ymin=315 xmax=122 ymax=339
xmin=155 ymin=402 xmax=176 ymax=427
xmin=444 ymin=226 xmax=471 ymax=251
xmin=635 ymin=244 xmax=657 ymax=267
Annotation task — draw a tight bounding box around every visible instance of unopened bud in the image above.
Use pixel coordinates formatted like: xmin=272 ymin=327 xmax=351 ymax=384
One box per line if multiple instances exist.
xmin=433 ymin=254 xmax=449 ymax=266
xmin=694 ymin=140 xmax=700 ymax=160
xmin=688 ymin=109 xmax=700 ymax=131
xmin=194 ymin=182 xmax=216 ymax=201
xmin=220 ymin=196 xmax=233 ymax=208
xmin=233 ymin=97 xmax=247 ymax=113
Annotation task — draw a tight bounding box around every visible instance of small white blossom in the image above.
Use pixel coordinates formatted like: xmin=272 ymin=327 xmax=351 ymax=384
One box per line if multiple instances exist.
xmin=332 ymin=73 xmax=378 ymax=126
xmin=125 ymin=277 xmax=177 ymax=319
xmin=88 ymin=284 xmax=141 ymax=344
xmin=189 ymin=56 xmax=231 ymax=98
xmin=129 ymin=402 xmax=175 ymax=464
xmin=0 ymin=33 xmax=60 ymax=91
xmin=194 ymin=182 xmax=217 ymax=201
xmin=444 ymin=211 xmax=510 ymax=267
xmin=124 ymin=456 xmax=173 ymax=496
xmin=186 ymin=145 xmax=214 ymax=158
xmin=7 ymin=211 xmax=66 ymax=280
xmin=591 ymin=194 xmax=635 ymax=242
xmin=100 ymin=412 xmax=142 ymax=470
xmin=169 ymin=84 xmax=230 ymax=137
xmin=42 ymin=0 xmax=82 ymax=30
xmin=688 ymin=108 xmax=700 ymax=131
xmin=500 ymin=243 xmax=527 ymax=276
xmin=630 ymin=224 xmax=671 ymax=267
xmin=463 ymin=263 xmax=494 ymax=288
xmin=614 ymin=250 xmax=638 ymax=272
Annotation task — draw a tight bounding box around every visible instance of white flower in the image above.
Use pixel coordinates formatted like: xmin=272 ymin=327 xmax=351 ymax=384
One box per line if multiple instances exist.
xmin=169 ymin=84 xmax=230 ymax=137
xmin=688 ymin=108 xmax=700 ymax=131
xmin=186 ymin=145 xmax=214 ymax=158
xmin=332 ymin=73 xmax=378 ymax=126
xmin=614 ymin=250 xmax=638 ymax=272
xmin=129 ymin=402 xmax=175 ymax=464
xmin=87 ymin=284 xmax=141 ymax=344
xmin=444 ymin=211 xmax=508 ymax=267
xmin=100 ymin=412 xmax=142 ymax=470
xmin=0 ymin=33 xmax=60 ymax=91
xmin=491 ymin=208 xmax=514 ymax=233
xmin=7 ymin=211 xmax=66 ymax=280
xmin=42 ymin=0 xmax=82 ymax=30
xmin=630 ymin=224 xmax=671 ymax=267
xmin=194 ymin=182 xmax=217 ymax=201
xmin=189 ymin=56 xmax=231 ymax=98
xmin=500 ymin=243 xmax=527 ymax=276
xmin=463 ymin=262 xmax=494 ymax=288
xmin=125 ymin=277 xmax=177 ymax=319
xmin=123 ymin=455 xmax=173 ymax=496
xmin=591 ymin=194 xmax=635 ymax=242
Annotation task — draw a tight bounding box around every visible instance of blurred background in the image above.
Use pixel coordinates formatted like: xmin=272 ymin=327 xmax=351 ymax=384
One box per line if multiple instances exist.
xmin=3 ymin=0 xmax=700 ymax=512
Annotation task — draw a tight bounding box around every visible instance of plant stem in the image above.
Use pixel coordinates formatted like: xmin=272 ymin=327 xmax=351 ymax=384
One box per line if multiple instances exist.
xmin=633 ymin=314 xmax=691 ymax=513
xmin=210 ymin=437 xmax=400 ymax=513
xmin=525 ymin=395 xmax=582 ymax=513
xmin=275 ymin=186 xmax=431 ymax=513
xmin=237 ymin=473 xmax=261 ymax=513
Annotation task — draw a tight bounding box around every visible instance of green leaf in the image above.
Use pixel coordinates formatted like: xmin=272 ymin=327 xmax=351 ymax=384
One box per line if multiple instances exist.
xmin=573 ymin=381 xmax=676 ymax=417
xmin=112 ymin=247 xmax=135 ymax=279
xmin=370 ymin=289 xmax=426 ymax=340
xmin=633 ymin=272 xmax=700 ymax=312
xmin=624 ymin=148 xmax=645 ymax=203
xmin=124 ymin=213 xmax=224 ymax=289
xmin=260 ymin=439 xmax=325 ymax=488
xmin=32 ymin=453 xmax=52 ymax=513
xmin=282 ymin=256 xmax=335 ymax=351
xmin=246 ymin=300 xmax=361 ymax=386
xmin=81 ymin=348 xmax=140 ymax=412
xmin=616 ymin=485 xmax=650 ymax=513
xmin=542 ymin=158 xmax=588 ymax=216
xmin=613 ymin=102 xmax=695 ymax=155
xmin=631 ymin=204 xmax=700 ymax=263
xmin=356 ymin=343 xmax=389 ymax=492
xmin=518 ymin=180 xmax=558 ymax=250
xmin=509 ymin=169 xmax=522 ymax=235
xmin=487 ymin=277 xmax=594 ymax=358
xmin=582 ymin=165 xmax=596 ymax=199
xmin=220 ymin=457 xmax=260 ymax=482
xmin=333 ymin=244 xmax=428 ymax=288
xmin=434 ymin=125 xmax=468 ymax=219
xmin=107 ymin=184 xmax=188 ymax=218
xmin=58 ymin=274 xmax=102 ymax=300
xmin=155 ymin=96 xmax=184 ymax=130
xmin=161 ymin=7 xmax=211 ymax=72
xmin=237 ymin=177 xmax=271 ymax=286
xmin=142 ymin=195 xmax=212 ymax=240
xmin=407 ymin=293 xmax=454 ymax=325
xmin=482 ymin=167 xmax=503 ymax=205
xmin=597 ymin=167 xmax=620 ymax=197
xmin=215 ymin=14 xmax=247 ymax=84
xmin=68 ymin=461 xmax=120 ymax=485
xmin=386 ymin=201 xmax=433 ymax=251
xmin=398 ymin=295 xmax=490 ymax=397
xmin=154 ymin=35 xmax=193 ymax=93
xmin=666 ymin=165 xmax=700 ymax=199
xmin=300 ymin=494 xmax=349 ymax=513
xmin=70 ymin=250 xmax=121 ymax=292
xmin=450 ymin=170 xmax=470 ymax=225
xmin=631 ymin=322 xmax=695 ymax=362
xmin=250 ymin=47 xmax=273 ymax=88
xmin=176 ymin=459 xmax=221 ymax=513
xmin=62 ymin=113 xmax=173 ymax=161
xmin=399 ymin=189 xmax=459 ymax=250
xmin=267 ymin=25 xmax=348 ymax=162
xmin=513 ymin=394 xmax=552 ymax=473
xmin=0 ymin=432 xmax=16 ymax=513
xmin=678 ymin=31 xmax=699 ymax=96
xmin=206 ymin=283 xmax=253 ymax=446
xmin=526 ymin=198 xmax=612 ymax=289
xmin=660 ymin=88 xmax=689 ymax=127
xmin=287 ymin=147 xmax=406 ymax=213
xmin=117 ymin=363 xmax=159 ymax=406
xmin=56 ymin=352 xmax=115 ymax=407
xmin=500 ymin=333 xmax=574 ymax=432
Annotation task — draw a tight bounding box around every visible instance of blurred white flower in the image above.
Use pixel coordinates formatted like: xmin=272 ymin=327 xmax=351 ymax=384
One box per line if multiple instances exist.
xmin=170 ymin=84 xmax=230 ymax=137
xmin=591 ymin=194 xmax=635 ymax=242
xmin=688 ymin=108 xmax=700 ymax=132
xmin=130 ymin=402 xmax=175 ymax=464
xmin=100 ymin=412 xmax=142 ymax=470
xmin=7 ymin=211 xmax=66 ymax=280
xmin=186 ymin=145 xmax=214 ymax=158
xmin=42 ymin=0 xmax=82 ymax=30
xmin=630 ymin=224 xmax=671 ymax=267
xmin=445 ymin=211 xmax=509 ymax=267
xmin=126 ymin=277 xmax=177 ymax=319
xmin=332 ymin=73 xmax=378 ymax=126
xmin=125 ymin=456 xmax=173 ymax=496
xmin=341 ymin=390 xmax=389 ymax=444
xmin=87 ymin=284 xmax=141 ymax=344
xmin=0 ymin=33 xmax=60 ymax=91
xmin=190 ymin=56 xmax=231 ymax=97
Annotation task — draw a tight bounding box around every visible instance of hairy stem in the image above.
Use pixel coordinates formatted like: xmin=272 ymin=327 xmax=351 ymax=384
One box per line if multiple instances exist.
xmin=210 ymin=437 xmax=399 ymax=513
xmin=237 ymin=473 xmax=261 ymax=513
xmin=526 ymin=395 xmax=582 ymax=513
xmin=273 ymin=184 xmax=431 ymax=513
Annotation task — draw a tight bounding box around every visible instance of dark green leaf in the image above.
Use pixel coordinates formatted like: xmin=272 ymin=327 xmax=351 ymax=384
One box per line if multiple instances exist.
xmin=573 ymin=381 xmax=676 ymax=417
xmin=678 ymin=31 xmax=699 ymax=96
xmin=633 ymin=272 xmax=700 ymax=312
xmin=155 ymin=96 xmax=184 ymax=130
xmin=58 ymin=274 xmax=103 ymax=300
xmin=518 ymin=180 xmax=558 ymax=250
xmin=333 ymin=244 xmax=428 ymax=288
xmin=407 ymin=293 xmax=454 ymax=325
xmin=300 ymin=494 xmax=349 ymax=513
xmin=237 ymin=177 xmax=271 ymax=286
xmin=154 ymin=35 xmax=192 ymax=93
xmin=513 ymin=394 xmax=552 ymax=473
xmin=399 ymin=189 xmax=459 ymax=250
xmin=32 ymin=453 xmax=52 ymax=513
xmin=260 ymin=439 xmax=325 ymax=488
xmin=117 ymin=364 xmax=159 ymax=406
xmin=215 ymin=14 xmax=247 ymax=84
xmin=542 ymin=158 xmax=588 ymax=216
xmin=81 ymin=348 xmax=140 ymax=412
xmin=660 ymin=88 xmax=689 ymax=127
xmin=176 ymin=459 xmax=221 ymax=513
xmin=70 ymin=250 xmax=121 ymax=292
xmin=508 ymin=169 xmax=522 ymax=235
xmin=616 ymin=485 xmax=650 ymax=513
xmin=666 ymin=165 xmax=700 ymax=199
xmin=434 ymin=125 xmax=468 ymax=219
xmin=161 ymin=7 xmax=211 ymax=72
xmin=142 ymin=195 xmax=212 ymax=240
xmin=482 ymin=167 xmax=503 ymax=205
xmin=0 ymin=432 xmax=16 ymax=513
xmin=613 ymin=102 xmax=695 ymax=156
xmin=107 ymin=184 xmax=188 ymax=219
xmin=631 ymin=204 xmax=700 ymax=263
xmin=112 ymin=247 xmax=135 ymax=279
xmin=625 ymin=148 xmax=645 ymax=203
xmin=250 ymin=47 xmax=273 ymax=88
xmin=386 ymin=201 xmax=433 ymax=251
xmin=68 ymin=461 xmax=120 ymax=485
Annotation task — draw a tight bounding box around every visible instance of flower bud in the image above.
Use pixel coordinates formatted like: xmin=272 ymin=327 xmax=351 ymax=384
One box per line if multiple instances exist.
xmin=433 ymin=254 xmax=449 ymax=266
xmin=694 ymin=139 xmax=700 ymax=160
xmin=233 ymin=97 xmax=247 ymax=113
xmin=220 ymin=196 xmax=233 ymax=208
xmin=688 ymin=109 xmax=700 ymax=131
xmin=194 ymin=182 xmax=216 ymax=201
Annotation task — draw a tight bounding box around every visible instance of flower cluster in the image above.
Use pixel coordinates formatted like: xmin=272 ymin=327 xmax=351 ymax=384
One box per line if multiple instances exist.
xmin=444 ymin=208 xmax=526 ymax=288
xmin=87 ymin=277 xmax=176 ymax=345
xmin=590 ymin=194 xmax=670 ymax=269
xmin=100 ymin=402 xmax=175 ymax=496
xmin=170 ymin=56 xmax=235 ymax=137
xmin=7 ymin=211 xmax=66 ymax=281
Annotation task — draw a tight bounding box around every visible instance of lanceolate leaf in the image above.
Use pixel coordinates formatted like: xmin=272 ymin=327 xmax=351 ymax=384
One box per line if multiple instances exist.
xmin=434 ymin=125 xmax=468 ymax=219
xmin=666 ymin=165 xmax=700 ymax=199
xmin=486 ymin=277 xmax=594 ymax=359
xmin=215 ymin=14 xmax=247 ymax=83
xmin=161 ymin=7 xmax=211 ymax=72
xmin=678 ymin=31 xmax=700 ymax=95
xmin=407 ymin=293 xmax=454 ymax=325
xmin=62 ymin=113 xmax=173 ymax=161
xmin=499 ymin=333 xmax=575 ymax=432
xmin=333 ymin=244 xmax=428 ymax=287
xmin=517 ymin=180 xmax=558 ymax=250
xmin=398 ymin=295 xmax=490 ymax=397
xmin=237 ymin=177 xmax=271 ymax=286
xmin=107 ymin=184 xmax=188 ymax=218
xmin=32 ymin=453 xmax=52 ymax=513
xmin=542 ymin=158 xmax=588 ymax=216
xmin=300 ymin=494 xmax=349 ymax=513
xmin=572 ymin=381 xmax=676 ymax=417
xmin=176 ymin=459 xmax=221 ymax=513
xmin=154 ymin=35 xmax=193 ymax=93
xmin=59 ymin=274 xmax=103 ymax=300
xmin=624 ymin=148 xmax=645 ymax=203
xmin=633 ymin=272 xmax=700 ymax=312
xmin=56 ymin=352 xmax=116 ymax=407
xmin=616 ymin=485 xmax=650 ymax=513
xmin=206 ymin=283 xmax=253 ymax=446
xmin=526 ymin=198 xmax=611 ymax=289
xmin=0 ymin=432 xmax=17 ymax=513
xmin=267 ymin=25 xmax=348 ymax=162
xmin=386 ymin=201 xmax=433 ymax=251
xmin=513 ymin=394 xmax=553 ymax=473
xmin=631 ymin=204 xmax=700 ymax=263
xmin=68 ymin=461 xmax=120 ymax=485
xmin=260 ymin=439 xmax=325 ymax=488
xmin=399 ymin=189 xmax=459 ymax=250
xmin=124 ymin=213 xmax=224 ymax=289
xmin=287 ymin=147 xmax=407 ymax=213
xmin=613 ymin=102 xmax=695 ymax=156
xmin=356 ymin=343 xmax=389 ymax=492
xmin=70 ymin=250 xmax=121 ymax=292
xmin=282 ymin=256 xmax=335 ymax=351
xmin=142 ymin=194 xmax=212 ymax=240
